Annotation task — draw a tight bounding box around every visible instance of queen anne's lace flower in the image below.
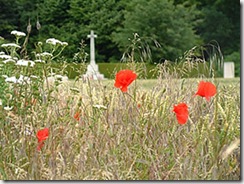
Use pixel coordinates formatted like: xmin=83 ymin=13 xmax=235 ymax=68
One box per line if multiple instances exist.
xmin=46 ymin=38 xmax=68 ymax=46
xmin=5 ymin=76 xmax=18 ymax=83
xmin=5 ymin=75 xmax=31 ymax=84
xmin=4 ymin=106 xmax=13 ymax=111
xmin=3 ymin=59 xmax=16 ymax=64
xmin=36 ymin=52 xmax=53 ymax=58
xmin=1 ymin=43 xmax=21 ymax=49
xmin=11 ymin=30 xmax=26 ymax=37
xmin=16 ymin=59 xmax=35 ymax=67
xmin=46 ymin=38 xmax=62 ymax=45
xmin=0 ymin=55 xmax=11 ymax=59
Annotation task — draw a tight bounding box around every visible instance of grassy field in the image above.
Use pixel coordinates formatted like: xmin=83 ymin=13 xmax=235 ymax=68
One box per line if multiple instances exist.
xmin=0 ymin=32 xmax=240 ymax=180
xmin=88 ymin=77 xmax=240 ymax=91
xmin=0 ymin=77 xmax=240 ymax=180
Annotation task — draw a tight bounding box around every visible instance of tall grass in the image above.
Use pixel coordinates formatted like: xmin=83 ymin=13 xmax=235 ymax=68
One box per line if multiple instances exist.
xmin=0 ymin=31 xmax=240 ymax=180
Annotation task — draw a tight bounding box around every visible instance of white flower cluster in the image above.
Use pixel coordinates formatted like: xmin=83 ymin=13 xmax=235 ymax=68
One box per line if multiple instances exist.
xmin=0 ymin=54 xmax=11 ymax=60
xmin=4 ymin=75 xmax=31 ymax=84
xmin=1 ymin=43 xmax=21 ymax=49
xmin=11 ymin=30 xmax=26 ymax=37
xmin=46 ymin=38 xmax=68 ymax=46
xmin=16 ymin=59 xmax=35 ymax=67
xmin=0 ymin=53 xmax=39 ymax=66
xmin=47 ymin=74 xmax=69 ymax=82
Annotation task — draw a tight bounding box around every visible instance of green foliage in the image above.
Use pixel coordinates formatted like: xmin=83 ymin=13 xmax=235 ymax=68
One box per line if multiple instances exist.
xmin=0 ymin=0 xmax=20 ymax=37
xmin=195 ymin=0 xmax=240 ymax=55
xmin=112 ymin=0 xmax=202 ymax=62
xmin=54 ymin=61 xmax=215 ymax=80
xmin=65 ymin=0 xmax=124 ymax=61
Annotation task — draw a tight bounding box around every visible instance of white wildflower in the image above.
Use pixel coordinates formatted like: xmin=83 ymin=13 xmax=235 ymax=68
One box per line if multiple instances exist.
xmin=2 ymin=75 xmax=8 ymax=78
xmin=24 ymin=128 xmax=33 ymax=136
xmin=54 ymin=75 xmax=69 ymax=81
xmin=5 ymin=75 xmax=31 ymax=84
xmin=4 ymin=106 xmax=13 ymax=111
xmin=46 ymin=38 xmax=62 ymax=45
xmin=18 ymin=75 xmax=31 ymax=84
xmin=30 ymin=75 xmax=38 ymax=79
xmin=61 ymin=42 xmax=68 ymax=46
xmin=0 ymin=51 xmax=5 ymax=55
xmin=16 ymin=59 xmax=35 ymax=67
xmin=93 ymin=104 xmax=107 ymax=110
xmin=3 ymin=59 xmax=16 ymax=64
xmin=0 ymin=55 xmax=11 ymax=59
xmin=55 ymin=74 xmax=64 ymax=79
xmin=0 ymin=99 xmax=2 ymax=106
xmin=5 ymin=76 xmax=18 ymax=83
xmin=1 ymin=43 xmax=21 ymax=49
xmin=61 ymin=76 xmax=69 ymax=81
xmin=11 ymin=30 xmax=26 ymax=37
xmin=36 ymin=52 xmax=53 ymax=58
xmin=34 ymin=59 xmax=45 ymax=63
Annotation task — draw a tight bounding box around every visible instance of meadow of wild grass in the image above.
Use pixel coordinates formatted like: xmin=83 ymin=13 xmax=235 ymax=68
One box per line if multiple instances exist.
xmin=0 ymin=31 xmax=240 ymax=180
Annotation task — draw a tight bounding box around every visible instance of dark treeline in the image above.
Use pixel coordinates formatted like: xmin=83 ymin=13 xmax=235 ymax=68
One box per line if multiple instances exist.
xmin=0 ymin=0 xmax=240 ymax=66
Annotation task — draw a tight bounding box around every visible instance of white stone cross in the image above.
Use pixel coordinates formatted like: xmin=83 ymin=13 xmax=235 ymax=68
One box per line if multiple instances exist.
xmin=83 ymin=30 xmax=105 ymax=80
xmin=87 ymin=30 xmax=97 ymax=65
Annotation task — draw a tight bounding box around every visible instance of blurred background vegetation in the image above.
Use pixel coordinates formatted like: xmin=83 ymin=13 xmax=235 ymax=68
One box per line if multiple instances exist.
xmin=0 ymin=0 xmax=240 ymax=77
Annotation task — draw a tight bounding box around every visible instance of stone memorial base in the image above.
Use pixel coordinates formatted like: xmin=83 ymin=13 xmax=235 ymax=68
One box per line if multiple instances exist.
xmin=83 ymin=63 xmax=105 ymax=80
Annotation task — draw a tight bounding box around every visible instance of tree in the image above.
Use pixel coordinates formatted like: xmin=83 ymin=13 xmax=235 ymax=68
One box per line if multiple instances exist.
xmin=112 ymin=0 xmax=201 ymax=63
xmin=196 ymin=0 xmax=240 ymax=55
xmin=67 ymin=0 xmax=124 ymax=62
xmin=0 ymin=0 xmax=20 ymax=39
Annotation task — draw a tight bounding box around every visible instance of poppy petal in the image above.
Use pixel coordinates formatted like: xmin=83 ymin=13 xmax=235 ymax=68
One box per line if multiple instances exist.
xmin=195 ymin=81 xmax=216 ymax=101
xmin=173 ymin=103 xmax=189 ymax=125
xmin=114 ymin=70 xmax=137 ymax=92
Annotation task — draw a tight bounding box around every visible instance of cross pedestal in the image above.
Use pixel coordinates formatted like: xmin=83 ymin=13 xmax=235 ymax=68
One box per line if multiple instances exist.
xmin=83 ymin=30 xmax=104 ymax=80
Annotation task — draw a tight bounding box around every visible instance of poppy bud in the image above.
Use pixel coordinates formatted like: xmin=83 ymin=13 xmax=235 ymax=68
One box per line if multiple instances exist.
xmin=27 ymin=19 xmax=31 ymax=34
xmin=36 ymin=19 xmax=41 ymax=30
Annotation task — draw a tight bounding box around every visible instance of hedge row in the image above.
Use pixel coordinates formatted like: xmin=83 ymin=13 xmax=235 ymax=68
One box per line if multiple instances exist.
xmin=50 ymin=62 xmax=219 ymax=79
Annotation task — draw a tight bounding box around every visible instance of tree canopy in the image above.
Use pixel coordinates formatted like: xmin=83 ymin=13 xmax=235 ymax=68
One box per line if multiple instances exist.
xmin=0 ymin=0 xmax=240 ymax=66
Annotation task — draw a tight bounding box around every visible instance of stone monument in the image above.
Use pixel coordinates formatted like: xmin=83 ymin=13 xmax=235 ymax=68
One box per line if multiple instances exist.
xmin=83 ymin=30 xmax=104 ymax=80
xmin=224 ymin=62 xmax=235 ymax=78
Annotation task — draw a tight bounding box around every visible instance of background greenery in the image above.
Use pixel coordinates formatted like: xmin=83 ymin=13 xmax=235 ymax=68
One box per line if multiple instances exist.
xmin=53 ymin=62 xmax=216 ymax=79
xmin=0 ymin=0 xmax=240 ymax=76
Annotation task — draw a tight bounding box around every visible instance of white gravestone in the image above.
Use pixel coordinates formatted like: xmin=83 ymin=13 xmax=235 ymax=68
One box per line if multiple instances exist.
xmin=224 ymin=62 xmax=235 ymax=78
xmin=83 ymin=30 xmax=104 ymax=80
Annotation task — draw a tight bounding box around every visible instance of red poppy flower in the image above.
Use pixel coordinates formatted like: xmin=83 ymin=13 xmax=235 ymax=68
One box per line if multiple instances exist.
xmin=37 ymin=141 xmax=45 ymax=151
xmin=74 ymin=111 xmax=80 ymax=121
xmin=36 ymin=128 xmax=49 ymax=151
xmin=173 ymin=103 xmax=189 ymax=125
xmin=114 ymin=70 xmax=137 ymax=92
xmin=195 ymin=81 xmax=216 ymax=101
